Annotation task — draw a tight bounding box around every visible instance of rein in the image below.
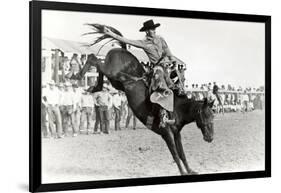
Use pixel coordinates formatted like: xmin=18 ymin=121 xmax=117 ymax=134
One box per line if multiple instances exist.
xmin=119 ymin=71 xmax=146 ymax=82
xmin=118 ymin=71 xmax=149 ymax=88
xmin=193 ymin=104 xmax=206 ymax=127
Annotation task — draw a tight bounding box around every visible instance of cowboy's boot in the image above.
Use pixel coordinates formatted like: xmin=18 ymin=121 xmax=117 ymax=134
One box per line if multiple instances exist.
xmin=164 ymin=112 xmax=175 ymax=125
xmin=166 ymin=111 xmax=176 ymax=125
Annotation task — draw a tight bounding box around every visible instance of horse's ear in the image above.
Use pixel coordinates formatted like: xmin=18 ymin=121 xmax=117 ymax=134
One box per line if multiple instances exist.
xmin=203 ymin=98 xmax=214 ymax=109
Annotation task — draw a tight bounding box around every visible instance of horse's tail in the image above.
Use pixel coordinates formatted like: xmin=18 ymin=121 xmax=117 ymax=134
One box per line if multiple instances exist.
xmin=83 ymin=23 xmax=127 ymax=50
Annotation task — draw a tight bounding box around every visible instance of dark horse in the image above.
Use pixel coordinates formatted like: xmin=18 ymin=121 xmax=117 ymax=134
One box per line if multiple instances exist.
xmin=73 ymin=25 xmax=215 ymax=175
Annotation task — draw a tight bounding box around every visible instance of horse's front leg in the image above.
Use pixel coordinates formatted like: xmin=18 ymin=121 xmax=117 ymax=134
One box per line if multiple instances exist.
xmin=161 ymin=129 xmax=187 ymax=175
xmin=174 ymin=132 xmax=198 ymax=175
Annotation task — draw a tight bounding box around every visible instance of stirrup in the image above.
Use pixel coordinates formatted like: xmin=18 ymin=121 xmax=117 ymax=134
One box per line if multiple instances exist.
xmin=146 ymin=116 xmax=154 ymax=129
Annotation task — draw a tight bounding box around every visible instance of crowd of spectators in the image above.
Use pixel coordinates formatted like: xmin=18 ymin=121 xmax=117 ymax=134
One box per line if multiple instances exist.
xmin=184 ymin=82 xmax=264 ymax=114
xmin=41 ymin=80 xmax=137 ymax=139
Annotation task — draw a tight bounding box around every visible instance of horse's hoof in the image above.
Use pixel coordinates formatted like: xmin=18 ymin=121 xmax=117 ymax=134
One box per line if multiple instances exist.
xmin=187 ymin=170 xmax=198 ymax=175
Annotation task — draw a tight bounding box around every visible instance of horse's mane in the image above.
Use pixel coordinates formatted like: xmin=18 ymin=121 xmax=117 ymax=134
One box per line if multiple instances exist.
xmin=83 ymin=23 xmax=127 ymax=50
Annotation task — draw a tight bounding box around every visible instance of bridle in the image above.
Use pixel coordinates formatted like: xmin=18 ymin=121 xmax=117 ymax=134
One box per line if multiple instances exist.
xmin=195 ymin=107 xmax=213 ymax=128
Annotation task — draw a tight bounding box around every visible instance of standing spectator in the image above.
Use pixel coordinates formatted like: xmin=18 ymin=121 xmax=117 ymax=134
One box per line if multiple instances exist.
xmin=207 ymin=88 xmax=216 ymax=111
xmin=125 ymin=105 xmax=137 ymax=130
xmin=65 ymin=53 xmax=82 ymax=84
xmin=218 ymin=92 xmax=225 ymax=113
xmin=93 ymin=91 xmax=101 ymax=134
xmin=57 ymin=83 xmax=65 ymax=131
xmin=191 ymin=91 xmax=197 ymax=100
xmin=241 ymin=90 xmax=249 ymax=112
xmin=69 ymin=53 xmax=82 ymax=74
xmin=96 ymin=84 xmax=112 ymax=134
xmin=112 ymin=91 xmax=122 ymax=131
xmin=198 ymin=91 xmax=204 ymax=101
xmin=41 ymin=83 xmax=50 ymax=138
xmin=213 ymin=82 xmax=224 ymax=114
xmin=186 ymin=91 xmax=192 ymax=99
xmin=80 ymin=90 xmax=94 ymax=134
xmin=43 ymin=80 xmax=63 ymax=138
xmin=249 ymin=92 xmax=255 ymax=111
xmin=72 ymin=83 xmax=82 ymax=131
xmin=208 ymin=82 xmax=212 ymax=91
xmin=254 ymin=94 xmax=263 ymax=110
xmin=60 ymin=82 xmax=78 ymax=137
xmin=226 ymin=92 xmax=232 ymax=105
xmin=120 ymin=92 xmax=127 ymax=121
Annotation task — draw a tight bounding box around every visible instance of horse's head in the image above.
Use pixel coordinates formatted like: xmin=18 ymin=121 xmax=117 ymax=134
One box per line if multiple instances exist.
xmin=195 ymin=98 xmax=215 ymax=143
xmin=85 ymin=54 xmax=101 ymax=67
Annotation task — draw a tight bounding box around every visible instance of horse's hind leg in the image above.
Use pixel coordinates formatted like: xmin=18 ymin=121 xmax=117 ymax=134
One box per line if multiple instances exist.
xmin=161 ymin=129 xmax=186 ymax=175
xmin=174 ymin=132 xmax=198 ymax=175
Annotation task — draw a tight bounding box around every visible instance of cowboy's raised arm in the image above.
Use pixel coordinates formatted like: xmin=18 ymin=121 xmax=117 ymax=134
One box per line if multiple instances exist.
xmin=104 ymin=27 xmax=146 ymax=49
xmin=159 ymin=36 xmax=177 ymax=62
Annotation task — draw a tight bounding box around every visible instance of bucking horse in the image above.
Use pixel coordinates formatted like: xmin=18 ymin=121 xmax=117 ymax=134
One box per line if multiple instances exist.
xmin=70 ymin=24 xmax=215 ymax=175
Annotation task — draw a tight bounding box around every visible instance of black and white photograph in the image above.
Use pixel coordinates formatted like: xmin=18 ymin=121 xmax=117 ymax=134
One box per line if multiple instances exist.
xmin=40 ymin=8 xmax=267 ymax=183
xmin=26 ymin=1 xmax=271 ymax=192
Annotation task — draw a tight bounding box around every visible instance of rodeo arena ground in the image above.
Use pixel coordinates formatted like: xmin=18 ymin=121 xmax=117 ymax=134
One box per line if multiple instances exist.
xmin=41 ymin=37 xmax=265 ymax=183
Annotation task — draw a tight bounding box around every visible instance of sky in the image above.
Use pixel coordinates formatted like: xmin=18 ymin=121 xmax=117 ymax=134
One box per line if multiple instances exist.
xmin=42 ymin=10 xmax=265 ymax=88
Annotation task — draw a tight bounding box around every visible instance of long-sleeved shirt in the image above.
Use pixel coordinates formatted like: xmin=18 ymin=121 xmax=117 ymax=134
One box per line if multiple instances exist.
xmin=112 ymin=34 xmax=173 ymax=64
xmin=43 ymin=87 xmax=60 ymax=105
xmin=60 ymin=91 xmax=75 ymax=106
xmin=69 ymin=58 xmax=81 ymax=73
xmin=72 ymin=90 xmax=82 ymax=107
xmin=81 ymin=94 xmax=94 ymax=108
xmin=92 ymin=92 xmax=100 ymax=106
xmin=96 ymin=91 xmax=112 ymax=107
xmin=112 ymin=94 xmax=122 ymax=109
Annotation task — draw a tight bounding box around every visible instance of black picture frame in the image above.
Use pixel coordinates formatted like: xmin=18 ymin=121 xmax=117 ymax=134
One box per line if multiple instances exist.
xmin=29 ymin=0 xmax=271 ymax=192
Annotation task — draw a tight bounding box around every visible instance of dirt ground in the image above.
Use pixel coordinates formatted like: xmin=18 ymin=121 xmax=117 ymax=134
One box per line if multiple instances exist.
xmin=42 ymin=110 xmax=265 ymax=183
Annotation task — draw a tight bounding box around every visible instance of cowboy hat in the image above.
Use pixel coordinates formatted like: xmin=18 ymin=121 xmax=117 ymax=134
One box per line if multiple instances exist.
xmin=139 ymin=19 xmax=160 ymax=32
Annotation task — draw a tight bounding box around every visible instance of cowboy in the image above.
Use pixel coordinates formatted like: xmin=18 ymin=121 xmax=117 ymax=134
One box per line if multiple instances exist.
xmin=72 ymin=83 xmax=82 ymax=132
xmin=103 ymin=19 xmax=180 ymax=128
xmin=95 ymin=83 xmax=112 ymax=134
xmin=111 ymin=90 xmax=122 ymax=131
xmin=43 ymin=80 xmax=63 ymax=138
xmin=65 ymin=53 xmax=82 ymax=81
xmin=60 ymin=82 xmax=79 ymax=137
xmin=80 ymin=90 xmax=94 ymax=134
